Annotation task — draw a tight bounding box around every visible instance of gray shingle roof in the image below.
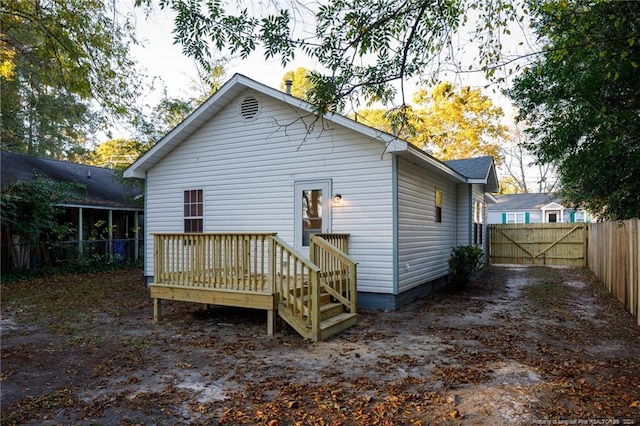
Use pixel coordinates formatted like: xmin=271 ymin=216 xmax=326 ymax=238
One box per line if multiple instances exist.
xmin=444 ymin=156 xmax=494 ymax=180
xmin=488 ymin=193 xmax=560 ymax=211
xmin=125 ymin=73 xmax=499 ymax=192
xmin=1 ymin=151 xmax=142 ymax=209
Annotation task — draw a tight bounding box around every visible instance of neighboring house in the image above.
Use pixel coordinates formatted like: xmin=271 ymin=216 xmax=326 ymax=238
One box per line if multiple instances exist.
xmin=1 ymin=151 xmax=144 ymax=269
xmin=487 ymin=193 xmax=592 ymax=224
xmin=124 ymin=73 xmax=498 ymax=312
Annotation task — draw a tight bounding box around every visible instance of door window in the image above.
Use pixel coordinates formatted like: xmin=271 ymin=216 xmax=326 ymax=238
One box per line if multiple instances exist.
xmin=294 ymin=180 xmax=332 ymax=252
xmin=302 ymin=189 xmax=323 ymax=246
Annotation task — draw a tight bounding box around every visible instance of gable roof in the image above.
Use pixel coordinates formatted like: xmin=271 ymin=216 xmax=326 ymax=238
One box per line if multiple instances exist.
xmin=445 ymin=156 xmax=499 ymax=192
xmin=488 ymin=193 xmax=561 ymax=211
xmin=123 ymin=73 xmax=496 ymax=189
xmin=541 ymin=202 xmax=564 ymax=210
xmin=1 ymin=151 xmax=141 ymax=210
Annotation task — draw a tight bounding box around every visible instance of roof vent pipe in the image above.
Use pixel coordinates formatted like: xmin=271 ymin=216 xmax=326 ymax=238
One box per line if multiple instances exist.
xmin=285 ymin=79 xmax=292 ymax=95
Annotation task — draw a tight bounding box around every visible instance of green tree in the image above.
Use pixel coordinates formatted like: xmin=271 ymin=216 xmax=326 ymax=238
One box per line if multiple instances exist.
xmin=140 ymin=0 xmax=525 ymax=114
xmin=139 ymin=95 xmax=195 ymax=143
xmin=1 ymin=0 xmax=142 ymax=158
xmin=1 ymin=173 xmax=83 ymax=269
xmin=88 ymin=139 xmax=147 ymax=170
xmin=508 ymin=0 xmax=640 ymax=219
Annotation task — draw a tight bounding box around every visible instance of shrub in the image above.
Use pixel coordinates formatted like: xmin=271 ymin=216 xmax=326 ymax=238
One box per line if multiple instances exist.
xmin=448 ymin=245 xmax=484 ymax=290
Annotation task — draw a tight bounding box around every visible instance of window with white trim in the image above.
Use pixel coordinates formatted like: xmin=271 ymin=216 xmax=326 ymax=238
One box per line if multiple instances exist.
xmin=506 ymin=212 xmax=525 ymax=224
xmin=184 ymin=189 xmax=203 ymax=232
xmin=435 ymin=188 xmax=442 ymax=223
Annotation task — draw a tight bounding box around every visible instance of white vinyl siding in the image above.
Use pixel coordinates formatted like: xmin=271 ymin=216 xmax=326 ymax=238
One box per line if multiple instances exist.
xmin=456 ymin=184 xmax=470 ymax=245
xmin=144 ymin=90 xmax=394 ymax=294
xmin=472 ymin=185 xmax=485 ymax=246
xmin=472 ymin=185 xmax=488 ymax=258
xmin=396 ymin=157 xmax=458 ymax=293
xmin=454 ymin=184 xmax=487 ymax=246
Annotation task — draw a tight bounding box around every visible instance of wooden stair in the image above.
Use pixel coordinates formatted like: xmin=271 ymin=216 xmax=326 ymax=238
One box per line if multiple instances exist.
xmin=277 ymin=287 xmax=357 ymax=341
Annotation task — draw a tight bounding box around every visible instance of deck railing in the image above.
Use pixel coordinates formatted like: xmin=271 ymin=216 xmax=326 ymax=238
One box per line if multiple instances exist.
xmin=153 ymin=232 xmax=356 ymax=341
xmin=153 ymin=233 xmax=275 ymax=292
xmin=310 ymin=234 xmax=358 ymax=314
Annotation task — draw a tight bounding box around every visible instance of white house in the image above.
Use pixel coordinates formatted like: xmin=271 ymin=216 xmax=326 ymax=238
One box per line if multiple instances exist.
xmin=487 ymin=193 xmax=592 ymax=224
xmin=124 ymin=74 xmax=498 ymax=329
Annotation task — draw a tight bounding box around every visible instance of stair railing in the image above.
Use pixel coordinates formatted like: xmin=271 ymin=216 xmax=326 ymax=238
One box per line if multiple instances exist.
xmin=309 ymin=234 xmax=358 ymax=314
xmin=312 ymin=233 xmax=350 ymax=254
xmin=271 ymin=235 xmax=321 ymax=339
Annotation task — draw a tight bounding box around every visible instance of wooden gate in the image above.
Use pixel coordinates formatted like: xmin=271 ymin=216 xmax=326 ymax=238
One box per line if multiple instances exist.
xmin=489 ymin=223 xmax=587 ymax=266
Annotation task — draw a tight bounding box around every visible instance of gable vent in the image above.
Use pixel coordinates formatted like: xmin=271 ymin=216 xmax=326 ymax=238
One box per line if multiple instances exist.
xmin=239 ymin=96 xmax=260 ymax=121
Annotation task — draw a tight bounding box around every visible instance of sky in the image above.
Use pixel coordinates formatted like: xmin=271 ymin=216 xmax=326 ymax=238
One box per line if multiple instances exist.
xmin=106 ymin=1 xmax=324 ymax=141
xmin=124 ymin=1 xmax=529 ymax=115
xmin=119 ymin=2 xmax=547 ymax=189
xmin=126 ymin=3 xmax=319 ymax=108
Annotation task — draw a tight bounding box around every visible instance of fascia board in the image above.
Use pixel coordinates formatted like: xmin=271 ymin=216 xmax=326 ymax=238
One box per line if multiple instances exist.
xmin=404 ymin=144 xmax=467 ymax=182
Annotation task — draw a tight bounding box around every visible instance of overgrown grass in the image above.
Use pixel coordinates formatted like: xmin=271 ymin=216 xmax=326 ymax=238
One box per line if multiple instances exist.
xmin=520 ymin=267 xmax=569 ymax=307
xmin=466 ymin=265 xmax=509 ymax=293
xmin=526 ymin=265 xmax=563 ymax=282
xmin=0 ymin=259 xmax=142 ymax=284
xmin=1 ymin=266 xmax=147 ymax=333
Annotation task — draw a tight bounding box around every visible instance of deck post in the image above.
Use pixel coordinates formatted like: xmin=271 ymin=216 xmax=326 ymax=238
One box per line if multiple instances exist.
xmin=153 ymin=298 xmax=162 ymax=322
xmin=267 ymin=309 xmax=275 ymax=336
xmin=269 ymin=234 xmax=277 ymax=296
xmin=350 ymin=266 xmax=358 ymax=314
xmin=78 ymin=207 xmax=83 ymax=260
xmin=311 ymin=271 xmax=321 ymax=342
xmin=134 ymin=213 xmax=139 ymax=262
xmin=108 ymin=209 xmax=114 ymax=262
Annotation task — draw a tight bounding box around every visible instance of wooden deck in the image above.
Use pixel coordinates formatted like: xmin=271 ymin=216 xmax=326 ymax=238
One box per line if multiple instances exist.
xmin=151 ymin=233 xmax=357 ymax=341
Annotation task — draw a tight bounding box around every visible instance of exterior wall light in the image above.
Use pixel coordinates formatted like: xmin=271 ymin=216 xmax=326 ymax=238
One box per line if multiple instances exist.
xmin=332 ymin=194 xmax=342 ymax=205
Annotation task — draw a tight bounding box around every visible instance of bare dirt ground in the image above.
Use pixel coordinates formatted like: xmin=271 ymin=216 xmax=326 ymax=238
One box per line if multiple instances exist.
xmin=1 ymin=265 xmax=639 ymax=425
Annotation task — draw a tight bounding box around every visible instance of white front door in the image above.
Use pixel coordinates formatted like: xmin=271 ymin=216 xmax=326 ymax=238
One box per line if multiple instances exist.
xmin=294 ymin=180 xmax=332 ymax=256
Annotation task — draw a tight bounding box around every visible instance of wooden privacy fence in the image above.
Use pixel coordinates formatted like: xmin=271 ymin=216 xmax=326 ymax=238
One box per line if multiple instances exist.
xmin=489 ymin=223 xmax=587 ymax=266
xmin=488 ymin=220 xmax=639 ymax=325
xmin=587 ymin=219 xmax=640 ymax=326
